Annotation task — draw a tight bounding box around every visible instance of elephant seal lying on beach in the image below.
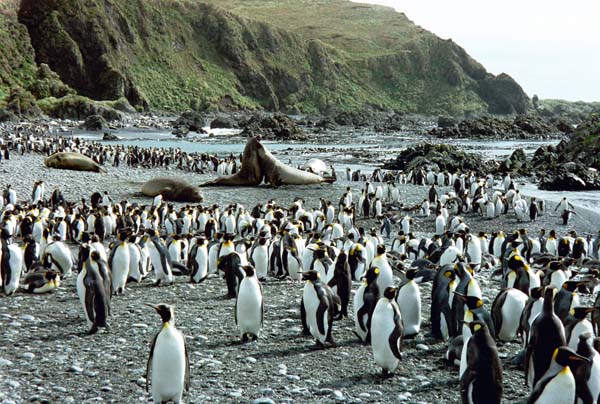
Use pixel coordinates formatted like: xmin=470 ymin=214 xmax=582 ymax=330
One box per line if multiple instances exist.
xmin=45 ymin=152 xmax=105 ymax=172
xmin=141 ymin=178 xmax=204 ymax=202
xmin=201 ymin=136 xmax=335 ymax=186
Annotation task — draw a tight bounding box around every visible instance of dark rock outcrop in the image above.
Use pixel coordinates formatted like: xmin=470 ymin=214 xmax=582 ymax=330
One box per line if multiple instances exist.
xmin=38 ymin=95 xmax=122 ymax=121
xmin=174 ymin=111 xmax=207 ymax=133
xmin=240 ymin=114 xmax=304 ymax=139
xmin=210 ymin=116 xmax=237 ymax=129
xmin=428 ymin=115 xmax=563 ymax=139
xmin=497 ymin=148 xmax=531 ymax=175
xmin=383 ymin=143 xmax=491 ymax=174
xmin=81 ymin=114 xmax=107 ymax=131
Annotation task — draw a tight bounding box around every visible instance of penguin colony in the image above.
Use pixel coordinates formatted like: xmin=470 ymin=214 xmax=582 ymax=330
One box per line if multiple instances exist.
xmin=2 ymin=135 xmax=600 ymax=403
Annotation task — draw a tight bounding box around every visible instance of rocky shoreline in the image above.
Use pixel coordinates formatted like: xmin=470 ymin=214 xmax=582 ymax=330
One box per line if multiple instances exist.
xmin=1 ymin=145 xmax=599 ymax=404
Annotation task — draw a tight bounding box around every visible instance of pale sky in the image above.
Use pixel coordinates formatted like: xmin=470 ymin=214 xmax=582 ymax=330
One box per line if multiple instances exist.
xmin=353 ymin=0 xmax=600 ymax=102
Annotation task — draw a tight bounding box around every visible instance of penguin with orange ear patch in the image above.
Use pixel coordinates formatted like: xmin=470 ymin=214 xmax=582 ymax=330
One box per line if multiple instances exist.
xmin=460 ymin=321 xmax=503 ymax=404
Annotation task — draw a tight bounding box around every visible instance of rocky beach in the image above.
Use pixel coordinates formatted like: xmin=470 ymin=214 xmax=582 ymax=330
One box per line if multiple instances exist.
xmin=0 ymin=133 xmax=599 ymax=404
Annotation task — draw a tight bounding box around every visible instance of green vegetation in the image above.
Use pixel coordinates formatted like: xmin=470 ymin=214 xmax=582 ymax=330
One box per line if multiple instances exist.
xmin=4 ymin=0 xmax=530 ymax=116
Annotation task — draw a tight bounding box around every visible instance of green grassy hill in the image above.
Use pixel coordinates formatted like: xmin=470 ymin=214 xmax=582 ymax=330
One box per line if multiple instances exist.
xmin=2 ymin=0 xmax=531 ymax=115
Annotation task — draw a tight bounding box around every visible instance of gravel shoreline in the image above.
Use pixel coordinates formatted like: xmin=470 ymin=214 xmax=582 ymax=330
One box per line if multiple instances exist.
xmin=0 ymin=151 xmax=599 ymax=404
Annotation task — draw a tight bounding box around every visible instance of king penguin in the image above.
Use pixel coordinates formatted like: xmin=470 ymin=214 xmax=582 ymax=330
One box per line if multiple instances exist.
xmin=301 ymin=270 xmax=340 ymax=347
xmin=460 ymin=321 xmax=503 ymax=404
xmin=236 ymin=265 xmax=263 ymax=342
xmin=491 ymin=288 xmax=529 ymax=342
xmin=146 ymin=304 xmax=190 ymax=404
xmin=353 ymin=266 xmax=380 ymax=343
xmin=396 ymin=269 xmax=421 ymax=338
xmin=82 ymin=251 xmax=112 ymax=334
xmin=526 ymin=286 xmax=566 ymax=388
xmin=527 ymin=347 xmax=589 ymax=404
xmin=371 ymin=286 xmax=403 ymax=377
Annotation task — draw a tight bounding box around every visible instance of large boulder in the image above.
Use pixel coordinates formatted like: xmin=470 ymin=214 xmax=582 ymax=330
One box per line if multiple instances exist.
xmin=174 ymin=111 xmax=207 ymax=133
xmin=428 ymin=115 xmax=564 ymax=139
xmin=81 ymin=114 xmax=107 ymax=131
xmin=240 ymin=114 xmax=305 ymax=139
xmin=539 ymin=164 xmax=600 ymax=191
xmin=37 ymin=95 xmax=122 ymax=121
xmin=210 ymin=116 xmax=237 ymax=129
xmin=496 ymin=148 xmax=531 ymax=175
xmin=383 ymin=143 xmax=491 ymax=174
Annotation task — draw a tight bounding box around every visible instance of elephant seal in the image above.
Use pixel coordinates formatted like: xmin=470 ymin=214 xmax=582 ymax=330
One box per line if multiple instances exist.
xmin=201 ymin=136 xmax=334 ymax=186
xmin=141 ymin=178 xmax=203 ymax=202
xmin=45 ymin=152 xmax=105 ymax=172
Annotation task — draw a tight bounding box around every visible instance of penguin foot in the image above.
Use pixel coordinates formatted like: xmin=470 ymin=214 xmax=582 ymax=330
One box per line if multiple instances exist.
xmin=310 ymin=341 xmax=325 ymax=350
xmin=381 ymin=369 xmax=394 ymax=379
xmin=301 ymin=328 xmax=311 ymax=336
xmin=87 ymin=326 xmax=99 ymax=335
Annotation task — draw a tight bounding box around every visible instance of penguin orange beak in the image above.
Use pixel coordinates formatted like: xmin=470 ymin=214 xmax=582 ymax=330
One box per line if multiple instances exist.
xmin=144 ymin=303 xmax=159 ymax=311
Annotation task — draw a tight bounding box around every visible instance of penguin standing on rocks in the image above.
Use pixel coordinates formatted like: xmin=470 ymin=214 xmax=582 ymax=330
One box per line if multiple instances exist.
xmin=189 ymin=236 xmax=209 ymax=283
xmin=235 ymin=266 xmax=263 ymax=342
xmin=327 ymin=250 xmax=352 ymax=320
xmin=491 ymin=288 xmax=529 ymax=342
xmin=526 ymin=286 xmax=566 ymax=388
xmin=396 ymin=269 xmax=421 ymax=338
xmin=527 ymin=347 xmax=589 ymax=404
xmin=371 ymin=286 xmax=403 ymax=377
xmin=353 ymin=267 xmax=380 ymax=343
xmin=108 ymin=231 xmax=131 ymax=294
xmin=301 ymin=270 xmax=340 ymax=348
xmin=146 ymin=303 xmax=190 ymax=404
xmin=431 ymin=267 xmax=457 ymax=340
xmin=1 ymin=227 xmax=23 ymax=295
xmin=460 ymin=321 xmax=503 ymax=404
xmin=82 ymin=251 xmax=112 ymax=334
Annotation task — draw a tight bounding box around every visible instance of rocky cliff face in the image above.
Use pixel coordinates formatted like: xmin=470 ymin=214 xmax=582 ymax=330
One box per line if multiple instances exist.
xmin=2 ymin=0 xmax=530 ymax=115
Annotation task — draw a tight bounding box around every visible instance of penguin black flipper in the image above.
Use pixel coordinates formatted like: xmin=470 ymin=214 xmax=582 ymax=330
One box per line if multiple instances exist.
xmin=389 ymin=307 xmax=403 ymax=361
xmin=184 ymin=340 xmax=191 ymax=393
xmin=171 ymin=262 xmax=190 ymax=276
xmin=316 ymin=300 xmax=328 ymax=336
xmin=145 ymin=332 xmax=159 ymax=392
xmin=83 ymin=280 xmax=96 ymax=324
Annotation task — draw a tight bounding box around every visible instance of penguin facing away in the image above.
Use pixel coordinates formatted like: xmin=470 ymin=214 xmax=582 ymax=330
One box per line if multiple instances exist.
xmin=83 ymin=251 xmax=112 ymax=334
xmin=146 ymin=303 xmax=190 ymax=404
xmin=460 ymin=321 xmax=503 ymax=404
xmin=353 ymin=266 xmax=380 ymax=343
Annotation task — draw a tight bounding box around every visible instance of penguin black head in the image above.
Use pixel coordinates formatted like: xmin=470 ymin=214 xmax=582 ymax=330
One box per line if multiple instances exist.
xmin=562 ymin=280 xmax=581 ymax=292
xmin=376 ymin=244 xmax=386 ymax=255
xmin=383 ymin=287 xmax=398 ymax=300
xmin=302 ymin=270 xmax=320 ymax=282
xmin=465 ymin=320 xmax=488 ymax=335
xmin=147 ymin=303 xmax=174 ymax=324
xmin=315 ymin=249 xmax=326 ymax=259
xmin=363 ymin=267 xmax=380 ymax=283
xmin=242 ymin=266 xmax=256 ymax=277
xmin=90 ymin=251 xmax=101 ymax=261
xmin=570 ymin=307 xmax=595 ymax=319
xmin=405 ymin=269 xmax=417 ymax=281
xmin=530 ymin=286 xmax=545 ymax=299
xmin=553 ymin=346 xmax=590 ymax=368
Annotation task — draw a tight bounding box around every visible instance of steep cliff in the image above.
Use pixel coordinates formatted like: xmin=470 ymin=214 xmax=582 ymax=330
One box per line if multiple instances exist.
xmin=3 ymin=0 xmax=530 ymax=115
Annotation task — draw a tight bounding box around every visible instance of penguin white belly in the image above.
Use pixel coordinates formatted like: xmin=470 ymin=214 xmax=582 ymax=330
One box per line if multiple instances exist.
xmin=4 ymin=245 xmax=23 ymax=295
xmin=111 ymin=245 xmax=130 ymax=293
xmin=191 ymin=247 xmax=208 ymax=282
xmin=550 ymin=270 xmax=567 ymax=290
xmin=208 ymin=246 xmax=219 ymax=275
xmin=287 ymin=254 xmax=301 ymax=281
xmin=253 ymin=247 xmax=269 ymax=280
xmin=168 ymin=243 xmax=182 ymax=265
xmin=91 ymin=242 xmax=108 ymax=262
xmin=236 ymin=279 xmax=262 ymax=337
xmin=498 ymin=289 xmax=528 ymax=341
xmin=533 ymin=368 xmax=576 ymax=404
xmin=76 ymin=268 xmax=91 ymax=324
xmin=303 ymin=285 xmax=328 ymax=344
xmin=128 ymin=244 xmax=143 ymax=282
xmin=371 ymin=302 xmax=400 ymax=372
xmin=396 ymin=282 xmax=421 ymax=336
xmin=353 ymin=285 xmax=368 ymax=342
xmin=151 ymin=327 xmax=186 ymax=403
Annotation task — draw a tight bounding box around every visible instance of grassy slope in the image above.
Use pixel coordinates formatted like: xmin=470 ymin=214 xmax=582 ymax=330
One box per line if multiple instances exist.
xmin=7 ymin=0 xmax=528 ymax=115
xmin=0 ymin=1 xmax=37 ymax=104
